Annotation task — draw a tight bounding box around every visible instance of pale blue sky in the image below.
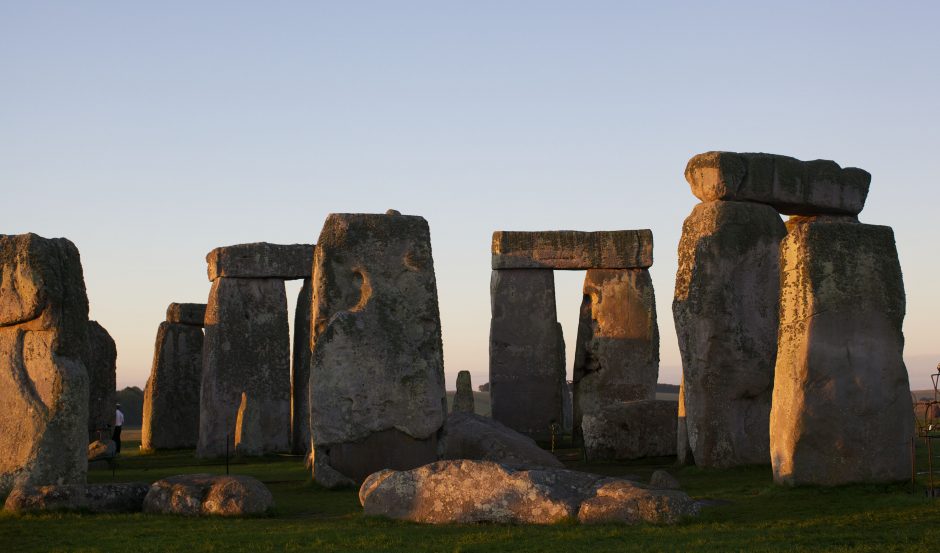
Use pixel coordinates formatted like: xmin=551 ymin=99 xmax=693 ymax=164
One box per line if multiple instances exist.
xmin=2 ymin=2 xmax=938 ymax=390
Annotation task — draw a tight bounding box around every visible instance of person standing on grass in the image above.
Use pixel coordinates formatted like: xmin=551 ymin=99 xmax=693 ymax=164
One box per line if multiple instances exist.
xmin=113 ymin=403 xmax=124 ymax=454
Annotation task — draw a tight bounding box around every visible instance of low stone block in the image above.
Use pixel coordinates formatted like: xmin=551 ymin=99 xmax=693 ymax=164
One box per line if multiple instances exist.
xmin=143 ymin=474 xmax=274 ymax=516
xmin=491 ymin=230 xmax=653 ymax=269
xmin=206 ymin=242 xmax=314 ymax=281
xmin=4 ymin=483 xmax=149 ymax=513
xmin=582 ymin=400 xmax=678 ymax=461
xmin=685 ymin=151 xmax=871 ymax=215
xmin=442 ymin=411 xmax=563 ymax=468
xmin=165 ymin=303 xmax=206 ymax=326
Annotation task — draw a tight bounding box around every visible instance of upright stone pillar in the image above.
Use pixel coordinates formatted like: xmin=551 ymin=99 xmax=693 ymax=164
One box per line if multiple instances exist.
xmin=673 ymin=200 xmax=785 ymax=467
xmin=0 ymin=233 xmax=90 ymax=495
xmin=141 ymin=303 xmax=205 ymax=451
xmin=309 ymin=211 xmax=446 ymax=487
xmin=489 ymin=269 xmax=565 ymax=440
xmin=572 ymin=269 xmax=658 ymax=443
xmin=770 ymin=217 xmax=912 ymax=485
xmin=291 ymin=278 xmax=313 ymax=455
xmin=452 ymin=370 xmax=474 ymax=414
xmin=84 ymin=320 xmax=116 ymax=442
xmin=197 ymin=242 xmax=313 ymax=458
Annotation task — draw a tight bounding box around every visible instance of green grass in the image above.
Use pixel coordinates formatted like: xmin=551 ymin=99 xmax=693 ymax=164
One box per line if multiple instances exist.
xmin=2 ymin=438 xmax=939 ymax=553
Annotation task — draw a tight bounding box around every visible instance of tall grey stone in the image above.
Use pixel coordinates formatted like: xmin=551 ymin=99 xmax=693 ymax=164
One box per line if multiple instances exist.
xmin=452 ymin=370 xmax=474 ymax=414
xmin=141 ymin=315 xmax=204 ymax=450
xmin=489 ymin=269 xmax=565 ymax=440
xmin=84 ymin=320 xmax=116 ymax=441
xmin=676 ymin=377 xmax=693 ymax=465
xmin=198 ymin=277 xmax=290 ymax=457
xmin=573 ymin=269 xmax=658 ymax=444
xmin=291 ymin=278 xmax=312 ymax=454
xmin=770 ymin=218 xmax=912 ymax=485
xmin=0 ymin=233 xmax=89 ymax=495
xmin=309 ymin=212 xmax=446 ymax=486
xmin=673 ymin=201 xmax=786 ymax=468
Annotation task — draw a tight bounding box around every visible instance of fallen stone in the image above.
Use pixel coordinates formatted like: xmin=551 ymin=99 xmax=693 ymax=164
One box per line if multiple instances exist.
xmin=581 ymin=400 xmax=678 ymax=461
xmin=491 ymin=230 xmax=653 ymax=270
xmin=649 ymin=469 xmax=681 ymax=490
xmin=452 ymin=370 xmax=475 ymax=413
xmin=165 ymin=303 xmax=206 ymax=326
xmin=4 ymin=483 xmax=149 ymax=513
xmin=87 ymin=439 xmax=115 ymax=462
xmin=489 ymin=269 xmax=566 ymax=440
xmin=206 ymin=242 xmax=314 ymax=280
xmin=684 ymin=151 xmax=871 ymax=216
xmin=442 ymin=411 xmax=564 ymax=468
xmin=359 ymin=460 xmax=697 ymax=525
xmin=309 ymin=212 xmax=446 ymax=486
xmin=573 ymin=268 xmax=658 ymax=443
xmin=198 ymin=277 xmax=290 ymax=457
xmin=84 ymin=320 xmax=116 ymax=441
xmin=0 ymin=233 xmax=89 ymax=495
xmin=143 ymin=474 xmax=274 ymax=516
xmin=291 ymin=278 xmax=312 ymax=455
xmin=770 ymin=218 xmax=912 ymax=485
xmin=141 ymin=321 xmax=204 ymax=450
xmin=673 ymin=201 xmax=785 ymax=468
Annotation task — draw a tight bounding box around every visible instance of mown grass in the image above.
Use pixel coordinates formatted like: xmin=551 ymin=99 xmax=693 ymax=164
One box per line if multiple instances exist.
xmin=2 ymin=437 xmax=939 ymax=553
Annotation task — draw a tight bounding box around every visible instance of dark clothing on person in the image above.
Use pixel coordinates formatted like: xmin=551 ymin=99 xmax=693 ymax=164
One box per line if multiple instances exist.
xmin=112 ymin=425 xmax=122 ymax=453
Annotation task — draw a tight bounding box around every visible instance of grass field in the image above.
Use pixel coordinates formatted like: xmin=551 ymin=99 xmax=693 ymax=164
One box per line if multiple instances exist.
xmin=2 ymin=433 xmax=940 ymax=553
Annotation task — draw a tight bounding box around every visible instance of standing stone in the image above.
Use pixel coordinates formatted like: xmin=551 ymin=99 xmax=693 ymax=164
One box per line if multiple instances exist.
xmin=770 ymin=218 xmax=912 ymax=485
xmin=452 ymin=371 xmax=474 ymax=414
xmin=84 ymin=320 xmax=116 ymax=442
xmin=673 ymin=201 xmax=786 ymax=468
xmin=309 ymin=212 xmax=446 ymax=486
xmin=234 ymin=392 xmax=263 ymax=456
xmin=573 ymin=269 xmax=658 ymax=443
xmin=141 ymin=307 xmax=204 ymax=450
xmin=581 ymin=400 xmax=677 ymax=461
xmin=561 ymin=380 xmax=573 ymax=433
xmin=291 ymin=278 xmax=313 ymax=455
xmin=0 ymin=233 xmax=89 ymax=495
xmin=198 ymin=277 xmax=290 ymax=457
xmin=676 ymin=377 xmax=693 ymax=465
xmin=489 ymin=269 xmax=565 ymax=440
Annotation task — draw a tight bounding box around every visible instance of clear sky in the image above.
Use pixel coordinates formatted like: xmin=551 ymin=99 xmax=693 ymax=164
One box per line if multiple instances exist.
xmin=3 ymin=2 xmax=938 ymax=391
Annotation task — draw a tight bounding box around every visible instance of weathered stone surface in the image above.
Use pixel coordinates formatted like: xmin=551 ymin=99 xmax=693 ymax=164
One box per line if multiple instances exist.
xmin=359 ymin=460 xmax=696 ymax=525
xmin=442 ymin=411 xmax=564 ymax=468
xmin=3 ymin=483 xmax=150 ymax=513
xmin=84 ymin=320 xmax=116 ymax=440
xmin=561 ymin=380 xmax=573 ymax=433
xmin=143 ymin=474 xmax=274 ymax=516
xmin=452 ymin=370 xmax=475 ymax=414
xmin=0 ymin=233 xmax=89 ymax=495
xmin=577 ymin=479 xmax=698 ymax=524
xmin=165 ymin=303 xmax=206 ymax=326
xmin=491 ymin=230 xmax=653 ymax=270
xmin=676 ymin=378 xmax=693 ymax=466
xmin=291 ymin=278 xmax=312 ymax=455
xmin=770 ymin=219 xmax=912 ymax=486
xmin=673 ymin=201 xmax=786 ymax=468
xmin=234 ymin=392 xmax=263 ymax=456
xmin=685 ymin=151 xmax=871 ymax=216
xmin=582 ymin=400 xmax=678 ymax=461
xmin=489 ymin=269 xmax=565 ymax=440
xmin=573 ymin=269 xmax=658 ymax=443
xmin=206 ymin=242 xmax=314 ymax=281
xmin=141 ymin=322 xmax=203 ymax=450
xmin=87 ymin=439 xmax=115 ymax=462
xmin=309 ymin=212 xmax=446 ymax=486
xmin=649 ymin=469 xmax=681 ymax=490
xmin=198 ymin=277 xmax=290 ymax=457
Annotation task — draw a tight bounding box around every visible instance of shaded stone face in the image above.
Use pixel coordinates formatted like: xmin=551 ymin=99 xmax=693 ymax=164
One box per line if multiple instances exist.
xmin=489 ymin=269 xmax=565 ymax=440
xmin=491 ymin=230 xmax=653 ymax=270
xmin=676 ymin=378 xmax=693 ymax=466
xmin=672 ymin=201 xmax=785 ymax=468
xmin=141 ymin=322 xmax=204 ymax=450
xmin=0 ymin=233 xmax=89 ymax=495
xmin=198 ymin=277 xmax=290 ymax=457
xmin=309 ymin=212 xmax=446 ymax=486
xmin=573 ymin=269 xmax=659 ymax=443
xmin=291 ymin=278 xmax=312 ymax=455
xmin=770 ymin=219 xmax=912 ymax=486
xmin=206 ymin=242 xmax=314 ymax=281
xmin=165 ymin=303 xmax=206 ymax=326
xmin=3 ymin=483 xmax=150 ymax=513
xmin=581 ymin=400 xmax=678 ymax=461
xmin=684 ymin=152 xmax=871 ymax=216
xmin=84 ymin=320 xmax=116 ymax=441
xmin=442 ymin=411 xmax=564 ymax=469
xmin=452 ymin=370 xmax=474 ymax=414
xmin=143 ymin=474 xmax=274 ymax=516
